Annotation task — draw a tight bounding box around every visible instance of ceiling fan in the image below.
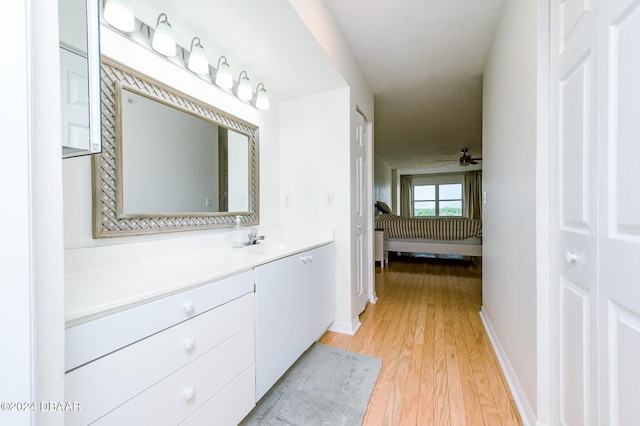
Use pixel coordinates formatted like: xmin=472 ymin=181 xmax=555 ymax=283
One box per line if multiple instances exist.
xmin=459 ymin=148 xmax=482 ymax=166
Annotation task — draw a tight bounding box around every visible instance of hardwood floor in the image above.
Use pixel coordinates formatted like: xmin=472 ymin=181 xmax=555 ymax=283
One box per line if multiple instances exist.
xmin=319 ymin=255 xmax=522 ymax=426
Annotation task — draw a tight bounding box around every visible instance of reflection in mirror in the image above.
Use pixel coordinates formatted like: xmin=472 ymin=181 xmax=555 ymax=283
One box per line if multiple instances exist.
xmin=58 ymin=0 xmax=101 ymax=157
xmin=118 ymin=85 xmax=250 ymax=215
xmin=93 ymin=58 xmax=259 ymax=238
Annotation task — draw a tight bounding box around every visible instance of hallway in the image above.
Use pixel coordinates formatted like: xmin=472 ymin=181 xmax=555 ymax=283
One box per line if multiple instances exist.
xmin=320 ymin=256 xmax=522 ymax=425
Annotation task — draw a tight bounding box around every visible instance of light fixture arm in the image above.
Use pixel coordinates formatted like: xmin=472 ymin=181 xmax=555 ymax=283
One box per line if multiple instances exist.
xmin=190 ymin=37 xmax=203 ymax=51
xmin=217 ymin=56 xmax=229 ymax=69
xmin=237 ymin=70 xmax=249 ymax=82
xmin=156 ymin=12 xmax=169 ymax=26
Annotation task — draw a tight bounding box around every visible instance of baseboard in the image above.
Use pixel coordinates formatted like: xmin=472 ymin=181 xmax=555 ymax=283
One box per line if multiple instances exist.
xmin=327 ymin=317 xmax=362 ymax=336
xmin=479 ymin=308 xmax=537 ymax=426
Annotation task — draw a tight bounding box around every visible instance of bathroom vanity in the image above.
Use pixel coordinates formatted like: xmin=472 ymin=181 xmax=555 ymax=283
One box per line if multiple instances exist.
xmin=64 ymin=236 xmax=334 ymax=425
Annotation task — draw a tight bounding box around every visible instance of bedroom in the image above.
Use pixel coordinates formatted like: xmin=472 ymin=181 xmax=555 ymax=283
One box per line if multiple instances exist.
xmin=5 ymin=0 xmax=640 ymax=425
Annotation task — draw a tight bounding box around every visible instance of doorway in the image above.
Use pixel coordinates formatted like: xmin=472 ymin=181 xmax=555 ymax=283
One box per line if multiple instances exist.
xmin=355 ymin=110 xmax=375 ymax=315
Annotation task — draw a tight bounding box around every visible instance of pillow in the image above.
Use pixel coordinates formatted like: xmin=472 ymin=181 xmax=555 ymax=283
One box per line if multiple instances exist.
xmin=375 ymin=201 xmax=392 ymax=214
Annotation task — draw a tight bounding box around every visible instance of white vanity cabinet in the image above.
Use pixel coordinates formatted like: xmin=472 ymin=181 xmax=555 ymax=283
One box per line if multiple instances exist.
xmin=254 ymin=243 xmax=334 ymax=399
xmin=65 ymin=270 xmax=256 ymax=426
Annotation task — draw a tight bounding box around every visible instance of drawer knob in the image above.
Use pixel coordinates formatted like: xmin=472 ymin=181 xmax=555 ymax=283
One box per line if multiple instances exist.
xmin=564 ymin=251 xmax=578 ymax=264
xmin=184 ymin=387 xmax=195 ymax=401
xmin=184 ymin=338 xmax=195 ymax=351
xmin=183 ymin=301 xmax=195 ymax=314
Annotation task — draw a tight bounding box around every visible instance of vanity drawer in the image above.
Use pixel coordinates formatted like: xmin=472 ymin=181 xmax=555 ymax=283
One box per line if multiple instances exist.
xmin=180 ymin=365 xmax=256 ymax=426
xmin=91 ymin=326 xmax=255 ymax=425
xmin=66 ymin=269 xmax=254 ymax=371
xmin=66 ymin=293 xmax=254 ymax=426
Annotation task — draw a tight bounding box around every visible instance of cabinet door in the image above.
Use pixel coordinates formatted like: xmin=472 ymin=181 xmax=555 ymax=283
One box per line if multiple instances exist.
xmin=254 ymin=254 xmax=307 ymax=400
xmin=305 ymin=244 xmax=335 ymax=344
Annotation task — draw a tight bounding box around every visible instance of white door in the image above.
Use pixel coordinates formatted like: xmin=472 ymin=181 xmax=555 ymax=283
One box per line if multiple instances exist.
xmin=355 ymin=111 xmax=369 ymax=315
xmin=597 ymin=1 xmax=640 ymax=423
xmin=551 ymin=0 xmax=640 ymax=424
xmin=551 ymin=1 xmax=599 ymax=423
xmin=60 ymin=47 xmax=90 ymax=152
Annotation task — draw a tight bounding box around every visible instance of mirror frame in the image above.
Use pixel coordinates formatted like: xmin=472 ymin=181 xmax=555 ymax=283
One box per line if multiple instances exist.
xmin=93 ymin=57 xmax=259 ymax=238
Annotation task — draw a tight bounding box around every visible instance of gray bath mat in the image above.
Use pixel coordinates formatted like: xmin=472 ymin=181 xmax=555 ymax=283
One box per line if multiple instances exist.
xmin=240 ymin=343 xmax=382 ymax=425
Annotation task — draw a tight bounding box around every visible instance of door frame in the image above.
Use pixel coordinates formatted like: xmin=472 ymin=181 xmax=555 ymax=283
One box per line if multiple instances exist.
xmin=354 ymin=108 xmax=376 ymax=319
xmin=361 ymin=109 xmax=377 ymax=305
xmin=2 ymin=0 xmax=66 ymax=423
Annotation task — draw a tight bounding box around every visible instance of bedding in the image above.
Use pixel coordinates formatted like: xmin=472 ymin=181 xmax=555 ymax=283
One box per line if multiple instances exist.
xmin=375 ymin=201 xmax=392 ymax=214
xmin=375 ymin=213 xmax=482 ymax=240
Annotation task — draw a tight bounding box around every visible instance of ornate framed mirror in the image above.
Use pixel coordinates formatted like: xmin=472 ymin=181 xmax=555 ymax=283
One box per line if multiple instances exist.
xmin=93 ymin=58 xmax=259 ymax=238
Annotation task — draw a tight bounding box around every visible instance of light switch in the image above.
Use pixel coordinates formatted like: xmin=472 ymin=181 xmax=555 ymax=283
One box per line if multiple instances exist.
xmin=325 ymin=193 xmax=334 ymax=206
xmin=482 ymin=191 xmax=487 ymax=204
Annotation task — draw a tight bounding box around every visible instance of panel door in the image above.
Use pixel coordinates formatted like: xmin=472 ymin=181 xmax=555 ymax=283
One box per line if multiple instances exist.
xmin=355 ymin=111 xmax=369 ymax=315
xmin=60 ymin=47 xmax=90 ymax=153
xmin=597 ymin=0 xmax=640 ymax=423
xmin=552 ymin=0 xmax=640 ymax=424
xmin=551 ymin=1 xmax=599 ymax=424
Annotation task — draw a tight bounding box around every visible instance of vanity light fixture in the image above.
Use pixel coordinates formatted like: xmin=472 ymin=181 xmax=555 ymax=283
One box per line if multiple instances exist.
xmin=214 ymin=56 xmax=234 ymax=89
xmin=102 ymin=8 xmax=268 ymax=110
xmin=151 ymin=13 xmax=176 ymax=57
xmin=236 ymin=71 xmax=253 ymax=101
xmin=255 ymin=83 xmax=270 ymax=110
xmin=187 ymin=37 xmax=209 ymax=75
xmin=104 ymin=0 xmax=135 ymax=33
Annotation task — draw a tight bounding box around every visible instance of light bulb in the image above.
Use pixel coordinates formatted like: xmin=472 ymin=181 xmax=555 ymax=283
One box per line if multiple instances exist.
xmin=255 ymin=83 xmax=269 ymax=110
xmin=237 ymin=72 xmax=253 ymax=101
xmin=104 ymin=0 xmax=135 ymax=33
xmin=151 ymin=14 xmax=176 ymax=57
xmin=215 ymin=57 xmax=233 ymax=89
xmin=187 ymin=37 xmax=209 ymax=75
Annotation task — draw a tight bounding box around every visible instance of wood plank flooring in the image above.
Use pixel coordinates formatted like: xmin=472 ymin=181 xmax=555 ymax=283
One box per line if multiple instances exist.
xmin=319 ymin=255 xmax=522 ymax=426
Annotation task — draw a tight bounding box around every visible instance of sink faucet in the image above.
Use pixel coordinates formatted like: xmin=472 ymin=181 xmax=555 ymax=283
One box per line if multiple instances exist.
xmin=245 ymin=228 xmax=265 ymax=245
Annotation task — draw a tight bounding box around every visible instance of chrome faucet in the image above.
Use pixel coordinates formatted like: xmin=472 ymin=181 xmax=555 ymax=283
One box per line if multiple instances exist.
xmin=245 ymin=228 xmax=265 ymax=245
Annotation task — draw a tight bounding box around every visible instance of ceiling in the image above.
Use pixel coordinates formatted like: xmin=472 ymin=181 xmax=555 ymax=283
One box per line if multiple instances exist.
xmin=324 ymin=0 xmax=506 ymax=174
xmin=130 ymin=0 xmax=505 ymax=175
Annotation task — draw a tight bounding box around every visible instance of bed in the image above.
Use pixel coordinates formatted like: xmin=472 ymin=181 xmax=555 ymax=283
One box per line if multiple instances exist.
xmin=374 ymin=205 xmax=483 ymax=258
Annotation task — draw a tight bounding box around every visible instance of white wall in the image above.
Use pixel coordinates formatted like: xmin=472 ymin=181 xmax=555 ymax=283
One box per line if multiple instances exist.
xmin=482 ymin=0 xmax=539 ymax=420
xmin=279 ymin=88 xmax=352 ymax=328
xmin=374 ymin=156 xmax=392 ymax=208
xmin=287 ymin=0 xmax=375 ymax=331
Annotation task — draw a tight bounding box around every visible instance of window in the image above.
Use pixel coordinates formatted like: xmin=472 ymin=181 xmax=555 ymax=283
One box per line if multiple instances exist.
xmin=413 ymin=183 xmax=463 ymax=217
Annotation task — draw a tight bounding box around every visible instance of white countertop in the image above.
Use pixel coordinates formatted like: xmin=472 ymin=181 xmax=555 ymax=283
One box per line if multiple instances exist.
xmin=65 ymin=234 xmax=333 ymax=324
